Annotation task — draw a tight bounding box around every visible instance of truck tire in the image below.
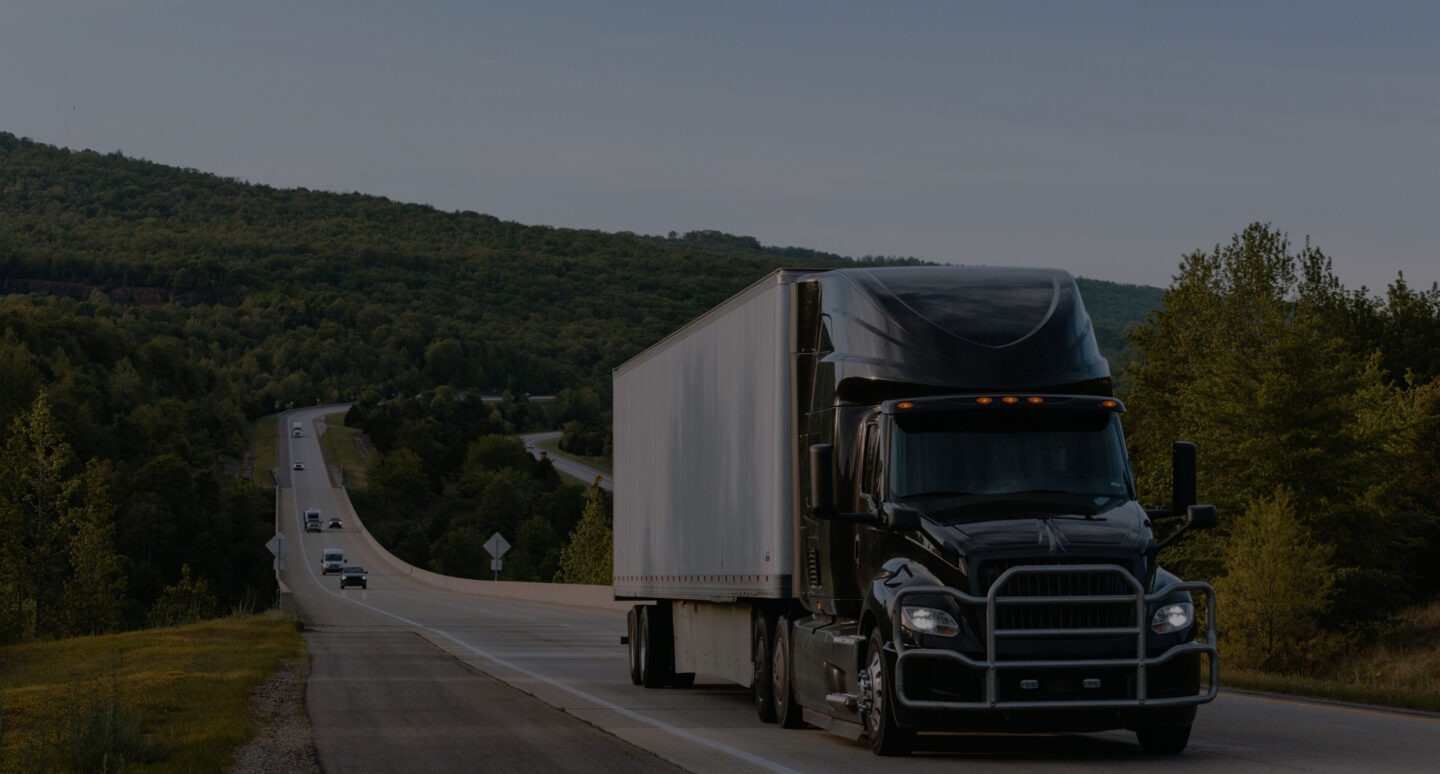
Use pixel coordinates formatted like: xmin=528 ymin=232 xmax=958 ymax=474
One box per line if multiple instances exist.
xmin=864 ymin=629 xmax=914 ymax=756
xmin=772 ymin=614 xmax=804 ymax=728
xmin=1135 ymin=723 xmax=1192 ymax=754
xmin=627 ymin=606 xmax=642 ymax=686
xmin=638 ymin=604 xmax=674 ymax=689
xmin=752 ymin=613 xmax=777 ymax=722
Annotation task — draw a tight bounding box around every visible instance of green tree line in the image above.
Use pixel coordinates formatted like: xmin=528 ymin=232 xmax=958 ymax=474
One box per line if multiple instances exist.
xmin=1122 ymin=223 xmax=1440 ymax=673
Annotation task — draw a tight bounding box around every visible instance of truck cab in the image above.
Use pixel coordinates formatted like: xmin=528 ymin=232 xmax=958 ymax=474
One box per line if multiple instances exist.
xmin=791 ymin=268 xmax=1216 ymax=754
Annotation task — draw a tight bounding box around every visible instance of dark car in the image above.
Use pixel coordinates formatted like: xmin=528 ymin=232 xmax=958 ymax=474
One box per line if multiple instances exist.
xmin=339 ymin=566 xmax=368 ymax=590
xmin=327 ymin=517 xmax=343 ymax=529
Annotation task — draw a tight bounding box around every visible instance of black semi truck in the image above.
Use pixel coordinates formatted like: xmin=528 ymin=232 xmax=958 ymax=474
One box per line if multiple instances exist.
xmin=614 ymin=266 xmax=1217 ymax=755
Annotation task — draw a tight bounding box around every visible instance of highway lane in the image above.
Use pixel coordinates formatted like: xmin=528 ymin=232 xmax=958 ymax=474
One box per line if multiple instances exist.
xmin=280 ymin=407 xmax=1440 ymax=773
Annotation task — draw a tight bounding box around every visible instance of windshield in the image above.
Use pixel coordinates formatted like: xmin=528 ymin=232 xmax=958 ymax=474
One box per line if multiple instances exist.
xmin=889 ymin=410 xmax=1133 ymax=501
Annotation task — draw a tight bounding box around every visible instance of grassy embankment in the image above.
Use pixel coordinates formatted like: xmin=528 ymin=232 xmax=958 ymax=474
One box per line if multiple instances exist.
xmin=320 ymin=412 xmax=369 ymax=489
xmin=0 ymin=613 xmax=305 ymax=773
xmin=1223 ymin=600 xmax=1440 ymax=713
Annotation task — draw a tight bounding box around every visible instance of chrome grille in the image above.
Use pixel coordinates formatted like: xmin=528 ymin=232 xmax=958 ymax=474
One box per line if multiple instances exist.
xmin=976 ymin=558 xmax=1138 ymax=631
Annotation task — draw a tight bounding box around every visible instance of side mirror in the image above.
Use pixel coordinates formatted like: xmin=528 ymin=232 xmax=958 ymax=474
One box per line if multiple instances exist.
xmin=1186 ymin=504 xmax=1217 ymax=531
xmin=882 ymin=503 xmax=921 ymax=531
xmin=810 ymin=444 xmax=835 ymax=518
xmin=1171 ymin=442 xmax=1197 ymax=515
xmin=1147 ymin=441 xmax=1198 ymax=519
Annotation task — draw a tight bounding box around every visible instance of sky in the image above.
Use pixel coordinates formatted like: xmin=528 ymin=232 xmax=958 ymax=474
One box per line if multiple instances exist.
xmin=2 ymin=1 xmax=1435 ymax=292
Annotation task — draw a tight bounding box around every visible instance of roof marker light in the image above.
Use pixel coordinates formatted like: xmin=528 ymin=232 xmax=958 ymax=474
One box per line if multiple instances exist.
xmin=1001 ymin=396 xmax=1021 ymax=404
xmin=1101 ymin=400 xmax=1119 ymax=409
xmin=897 ymin=401 xmax=915 ymax=410
xmin=1027 ymin=397 xmax=1045 ymax=405
xmin=976 ymin=397 xmax=994 ymax=405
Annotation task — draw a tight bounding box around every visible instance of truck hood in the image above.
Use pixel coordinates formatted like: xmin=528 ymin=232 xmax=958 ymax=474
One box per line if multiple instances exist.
xmin=917 ymin=499 xmax=1152 ymax=566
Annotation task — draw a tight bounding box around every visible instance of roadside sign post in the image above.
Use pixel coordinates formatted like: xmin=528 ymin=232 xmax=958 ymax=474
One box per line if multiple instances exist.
xmin=484 ymin=532 xmax=510 ymax=581
xmin=266 ymin=532 xmax=291 ymax=571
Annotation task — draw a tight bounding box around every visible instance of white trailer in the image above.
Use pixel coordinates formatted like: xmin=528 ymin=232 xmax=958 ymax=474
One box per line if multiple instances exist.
xmin=613 ymin=270 xmax=801 ymax=687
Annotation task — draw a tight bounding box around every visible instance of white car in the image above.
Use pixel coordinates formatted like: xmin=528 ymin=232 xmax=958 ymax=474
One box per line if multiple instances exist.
xmin=293 ymin=460 xmax=305 ymax=471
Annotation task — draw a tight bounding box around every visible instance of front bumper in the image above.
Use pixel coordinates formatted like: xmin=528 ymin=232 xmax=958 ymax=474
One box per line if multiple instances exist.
xmin=891 ymin=565 xmax=1216 ymax=719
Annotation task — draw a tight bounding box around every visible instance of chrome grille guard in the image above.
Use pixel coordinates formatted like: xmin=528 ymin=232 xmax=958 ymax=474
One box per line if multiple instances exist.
xmin=891 ymin=564 xmax=1218 ymax=711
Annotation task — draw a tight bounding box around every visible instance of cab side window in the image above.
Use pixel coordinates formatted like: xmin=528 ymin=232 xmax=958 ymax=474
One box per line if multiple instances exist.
xmin=860 ymin=421 xmax=881 ymax=501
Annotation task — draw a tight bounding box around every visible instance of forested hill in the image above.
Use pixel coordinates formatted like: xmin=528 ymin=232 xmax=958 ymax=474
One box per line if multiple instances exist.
xmin=0 ymin=132 xmax=1159 ymax=410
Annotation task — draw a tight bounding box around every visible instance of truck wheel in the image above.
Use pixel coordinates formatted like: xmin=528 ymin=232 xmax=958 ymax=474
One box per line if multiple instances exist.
xmin=863 ymin=629 xmax=914 ymax=756
xmin=627 ymin=607 xmax=642 ymax=685
xmin=772 ymin=614 xmax=804 ymax=728
xmin=1135 ymin=723 xmax=1192 ymax=754
xmin=638 ymin=605 xmax=673 ymax=689
xmin=752 ymin=614 xmax=777 ymax=722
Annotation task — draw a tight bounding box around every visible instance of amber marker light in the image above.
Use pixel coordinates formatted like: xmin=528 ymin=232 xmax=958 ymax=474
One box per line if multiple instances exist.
xmin=1001 ymin=396 xmax=1021 ymax=404
xmin=1027 ymin=396 xmax=1045 ymax=404
xmin=976 ymin=397 xmax=994 ymax=405
xmin=1101 ymin=400 xmax=1119 ymax=408
xmin=897 ymin=401 xmax=916 ymax=410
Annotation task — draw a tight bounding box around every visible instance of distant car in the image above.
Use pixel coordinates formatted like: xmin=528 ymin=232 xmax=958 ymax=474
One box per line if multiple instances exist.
xmin=327 ymin=517 xmax=343 ymax=529
xmin=305 ymin=519 xmax=321 ymax=533
xmin=304 ymin=508 xmax=322 ymax=520
xmin=526 ymin=442 xmax=536 ymax=452
xmin=293 ymin=460 xmax=305 ymax=470
xmin=339 ymin=566 xmax=368 ymax=590
xmin=321 ymin=548 xmax=345 ymax=574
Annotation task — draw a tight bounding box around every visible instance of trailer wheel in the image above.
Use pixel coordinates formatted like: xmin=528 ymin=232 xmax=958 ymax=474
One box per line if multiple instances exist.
xmin=772 ymin=614 xmax=804 ymax=728
xmin=638 ymin=604 xmax=674 ymax=689
xmin=752 ymin=613 xmax=777 ymax=722
xmin=626 ymin=606 xmax=642 ymax=686
xmin=863 ymin=629 xmax=914 ymax=756
xmin=1135 ymin=723 xmax=1192 ymax=754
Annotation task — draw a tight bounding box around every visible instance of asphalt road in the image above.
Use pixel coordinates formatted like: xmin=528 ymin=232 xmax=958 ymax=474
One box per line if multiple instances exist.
xmin=278 ymin=407 xmax=1440 ymax=774
xmin=522 ymin=430 xmax=612 ymax=490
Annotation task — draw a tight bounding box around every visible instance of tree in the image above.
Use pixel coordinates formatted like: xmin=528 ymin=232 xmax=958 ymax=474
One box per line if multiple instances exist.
xmin=554 ymin=487 xmax=612 ymax=585
xmin=1122 ymin=224 xmax=1429 ymax=625
xmin=58 ymin=461 xmax=127 ymax=637
xmin=369 ymin=447 xmax=430 ymax=503
xmin=1214 ymin=489 xmax=1335 ymax=674
xmin=0 ymin=392 xmax=78 ymax=640
xmin=146 ymin=564 xmax=217 ymax=627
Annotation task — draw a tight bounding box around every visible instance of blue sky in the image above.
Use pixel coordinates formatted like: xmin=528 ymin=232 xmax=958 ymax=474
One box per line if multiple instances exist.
xmin=3 ymin=1 xmax=1435 ymax=291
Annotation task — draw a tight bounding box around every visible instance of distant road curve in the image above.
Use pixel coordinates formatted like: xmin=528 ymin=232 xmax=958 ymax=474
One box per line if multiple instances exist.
xmin=522 ymin=431 xmax=612 ymax=491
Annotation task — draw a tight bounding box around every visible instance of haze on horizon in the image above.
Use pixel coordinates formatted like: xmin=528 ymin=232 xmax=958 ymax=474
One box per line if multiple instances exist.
xmin=2 ymin=1 xmax=1434 ymax=292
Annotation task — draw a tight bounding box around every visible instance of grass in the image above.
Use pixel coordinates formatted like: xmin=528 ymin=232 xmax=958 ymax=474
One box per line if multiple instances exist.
xmin=248 ymin=414 xmax=279 ymax=488
xmin=320 ymin=411 xmax=369 ymax=489
xmin=1222 ymin=599 xmax=1440 ymax=714
xmin=535 ymin=437 xmax=612 ymax=476
xmin=0 ymin=612 xmax=305 ymax=773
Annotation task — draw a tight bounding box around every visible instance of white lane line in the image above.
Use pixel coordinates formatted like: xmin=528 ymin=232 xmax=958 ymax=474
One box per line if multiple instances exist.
xmin=288 ymin=497 xmax=802 ymax=774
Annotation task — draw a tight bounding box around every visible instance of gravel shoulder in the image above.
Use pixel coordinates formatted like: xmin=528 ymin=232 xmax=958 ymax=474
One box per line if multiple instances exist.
xmin=228 ymin=657 xmax=320 ymax=774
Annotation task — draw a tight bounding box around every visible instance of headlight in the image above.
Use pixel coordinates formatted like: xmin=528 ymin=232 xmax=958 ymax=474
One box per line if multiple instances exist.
xmin=900 ymin=606 xmax=960 ymax=637
xmin=1150 ymin=602 xmax=1194 ymax=634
